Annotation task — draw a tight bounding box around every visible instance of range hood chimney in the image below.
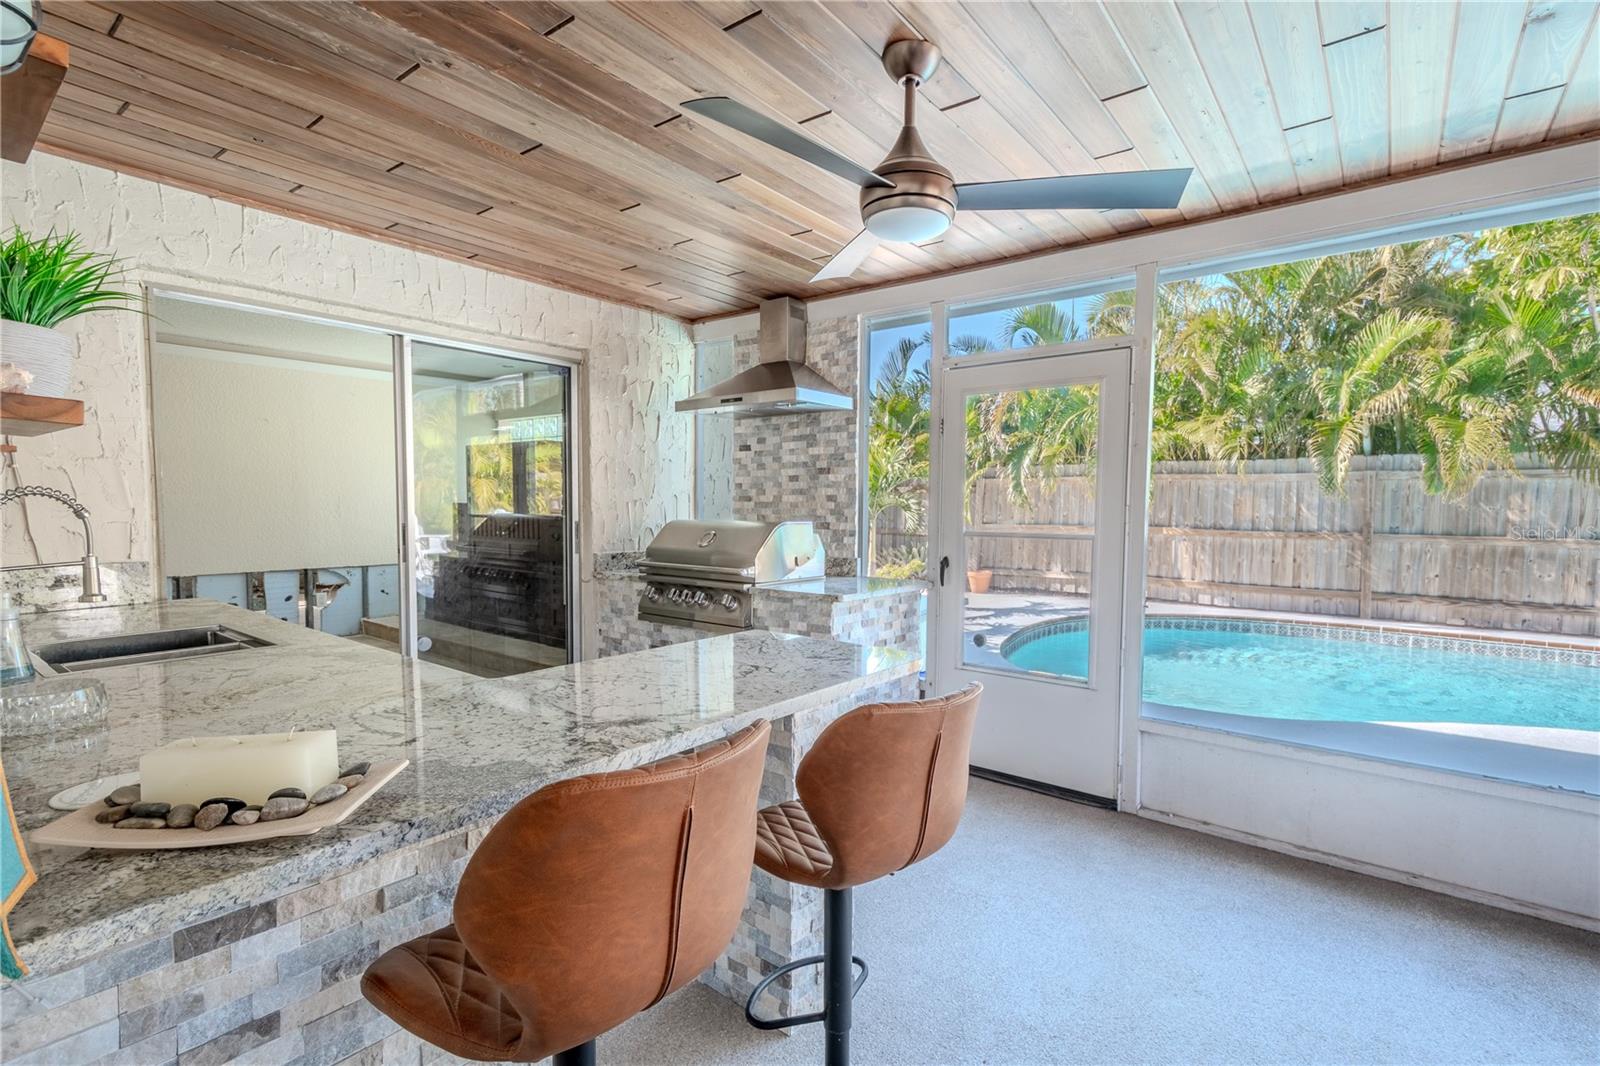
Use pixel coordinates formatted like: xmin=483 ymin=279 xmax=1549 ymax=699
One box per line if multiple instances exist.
xmin=676 ymin=297 xmax=854 ymax=416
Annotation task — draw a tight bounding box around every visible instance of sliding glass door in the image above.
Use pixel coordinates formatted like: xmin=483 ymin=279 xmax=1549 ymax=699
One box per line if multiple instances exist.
xmin=407 ymin=342 xmax=574 ymax=677
xmin=151 ymin=290 xmax=577 ymax=677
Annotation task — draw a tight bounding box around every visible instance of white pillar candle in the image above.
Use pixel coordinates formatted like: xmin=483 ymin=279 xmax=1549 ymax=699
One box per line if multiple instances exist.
xmin=139 ymin=730 xmax=340 ymax=806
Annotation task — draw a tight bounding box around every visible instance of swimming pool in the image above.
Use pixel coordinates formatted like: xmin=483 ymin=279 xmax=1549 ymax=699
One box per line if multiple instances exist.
xmin=1001 ymin=617 xmax=1600 ymax=732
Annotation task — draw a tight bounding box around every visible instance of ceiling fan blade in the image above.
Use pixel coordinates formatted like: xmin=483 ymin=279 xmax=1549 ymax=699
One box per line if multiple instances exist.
xmin=811 ymin=229 xmax=881 ymax=283
xmin=682 ymin=97 xmax=895 ymax=189
xmin=956 ymin=168 xmax=1193 ymax=211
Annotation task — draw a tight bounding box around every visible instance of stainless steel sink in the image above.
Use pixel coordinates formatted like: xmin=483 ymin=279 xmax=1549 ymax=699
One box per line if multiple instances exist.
xmin=32 ymin=625 xmax=275 ymax=674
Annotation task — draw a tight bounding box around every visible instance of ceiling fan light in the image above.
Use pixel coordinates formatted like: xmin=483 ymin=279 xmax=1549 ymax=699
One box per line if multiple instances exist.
xmin=0 ymin=0 xmax=39 ymax=75
xmin=865 ymin=205 xmax=951 ymax=243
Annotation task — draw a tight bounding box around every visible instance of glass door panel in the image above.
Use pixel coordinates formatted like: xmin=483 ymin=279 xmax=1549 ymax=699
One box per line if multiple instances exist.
xmin=409 ymin=342 xmax=572 ymax=677
xmin=960 ymin=382 xmax=1100 ymax=683
xmin=933 ymin=347 xmax=1131 ymax=799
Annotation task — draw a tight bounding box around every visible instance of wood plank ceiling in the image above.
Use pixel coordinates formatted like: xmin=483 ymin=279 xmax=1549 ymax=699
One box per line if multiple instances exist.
xmin=28 ymin=1 xmax=1600 ymax=320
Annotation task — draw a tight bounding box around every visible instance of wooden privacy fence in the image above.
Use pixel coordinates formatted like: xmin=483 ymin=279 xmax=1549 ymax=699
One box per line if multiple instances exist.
xmin=874 ymin=455 xmax=1600 ymax=637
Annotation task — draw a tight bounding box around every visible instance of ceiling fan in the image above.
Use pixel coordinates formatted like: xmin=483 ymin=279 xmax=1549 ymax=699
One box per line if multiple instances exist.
xmin=683 ymin=39 xmax=1192 ymax=283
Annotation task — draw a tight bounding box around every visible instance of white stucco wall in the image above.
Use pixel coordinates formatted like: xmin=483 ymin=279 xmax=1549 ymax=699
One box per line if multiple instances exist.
xmin=1 ymin=153 xmax=694 ymax=651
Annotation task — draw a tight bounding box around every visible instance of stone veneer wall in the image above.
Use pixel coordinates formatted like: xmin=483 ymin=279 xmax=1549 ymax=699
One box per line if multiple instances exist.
xmin=729 ymin=316 xmax=860 ymax=574
xmin=755 ymin=589 xmax=923 ymax=653
xmin=0 ymin=677 xmax=916 ymax=1066
xmin=1 ymin=154 xmax=695 ymax=656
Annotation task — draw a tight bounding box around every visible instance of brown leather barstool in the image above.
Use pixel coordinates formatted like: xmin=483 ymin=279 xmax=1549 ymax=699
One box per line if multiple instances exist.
xmin=361 ymin=719 xmax=771 ymax=1065
xmin=745 ymin=685 xmax=981 ymax=1066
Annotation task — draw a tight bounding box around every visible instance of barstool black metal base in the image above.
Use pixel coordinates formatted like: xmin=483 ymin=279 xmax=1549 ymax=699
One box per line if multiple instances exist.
xmin=552 ymin=1039 xmax=596 ymax=1065
xmin=744 ymin=888 xmax=865 ymax=1066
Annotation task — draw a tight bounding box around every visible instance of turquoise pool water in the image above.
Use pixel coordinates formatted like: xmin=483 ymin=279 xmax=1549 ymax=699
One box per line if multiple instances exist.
xmin=1002 ymin=621 xmax=1600 ymax=732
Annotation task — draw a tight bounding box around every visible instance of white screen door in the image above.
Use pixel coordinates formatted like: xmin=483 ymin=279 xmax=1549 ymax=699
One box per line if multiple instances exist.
xmin=931 ymin=345 xmax=1132 ymax=800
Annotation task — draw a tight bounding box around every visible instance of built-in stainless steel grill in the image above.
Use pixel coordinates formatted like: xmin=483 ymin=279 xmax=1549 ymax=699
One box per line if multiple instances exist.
xmin=638 ymin=520 xmax=825 ymax=630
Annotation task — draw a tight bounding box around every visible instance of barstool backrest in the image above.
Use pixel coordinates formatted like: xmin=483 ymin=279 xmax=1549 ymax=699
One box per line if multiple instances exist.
xmin=796 ymin=684 xmax=982 ymax=888
xmin=453 ymin=719 xmax=771 ymax=1060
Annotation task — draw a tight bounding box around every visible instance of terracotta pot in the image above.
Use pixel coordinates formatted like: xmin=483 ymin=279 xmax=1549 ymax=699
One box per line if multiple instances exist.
xmin=966 ymin=569 xmax=993 ymax=593
xmin=0 ymin=319 xmax=73 ymax=397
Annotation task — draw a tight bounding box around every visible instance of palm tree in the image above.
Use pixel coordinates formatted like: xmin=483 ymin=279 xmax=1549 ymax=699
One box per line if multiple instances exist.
xmin=1003 ymin=302 xmax=1079 ymax=347
xmin=864 ymin=212 xmax=1600 ymax=521
xmin=1308 ymin=311 xmax=1443 ymax=492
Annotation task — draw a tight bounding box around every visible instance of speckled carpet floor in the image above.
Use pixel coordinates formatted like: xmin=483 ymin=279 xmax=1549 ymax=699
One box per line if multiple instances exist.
xmin=600 ymin=778 xmax=1600 ymax=1065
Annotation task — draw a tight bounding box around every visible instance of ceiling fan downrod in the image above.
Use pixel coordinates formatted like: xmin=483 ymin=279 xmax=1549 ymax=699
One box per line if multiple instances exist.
xmin=861 ymin=39 xmax=957 ymax=244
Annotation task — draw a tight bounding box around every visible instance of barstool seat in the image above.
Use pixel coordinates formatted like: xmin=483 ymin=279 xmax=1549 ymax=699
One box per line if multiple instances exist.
xmin=362 ymin=926 xmax=523 ymax=1061
xmin=755 ymin=800 xmax=834 ymax=885
xmin=363 ymin=720 xmax=772 ymax=1065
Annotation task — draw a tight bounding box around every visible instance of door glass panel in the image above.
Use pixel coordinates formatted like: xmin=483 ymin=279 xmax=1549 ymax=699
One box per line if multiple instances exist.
xmin=411 ymin=343 xmax=571 ymax=677
xmin=961 ymin=383 xmax=1100 ymax=681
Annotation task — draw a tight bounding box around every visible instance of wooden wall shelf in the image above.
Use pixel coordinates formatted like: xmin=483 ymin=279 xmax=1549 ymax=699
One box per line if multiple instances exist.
xmin=1 ymin=393 xmax=85 ymax=436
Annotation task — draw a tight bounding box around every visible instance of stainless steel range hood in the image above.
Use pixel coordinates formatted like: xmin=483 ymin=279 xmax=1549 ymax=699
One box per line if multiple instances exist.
xmin=676 ymin=297 xmax=853 ymax=416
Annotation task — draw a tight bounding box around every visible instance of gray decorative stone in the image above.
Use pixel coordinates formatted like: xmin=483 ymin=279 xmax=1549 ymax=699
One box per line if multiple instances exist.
xmin=193 ymin=803 xmax=230 ymax=831
xmin=106 ymin=784 xmax=140 ymax=807
xmin=260 ymin=796 xmax=309 ymax=821
xmin=165 ymin=804 xmax=198 ymax=828
xmin=114 ymin=817 xmax=166 ymax=829
xmin=129 ymin=801 xmax=171 ymax=819
xmin=173 ymin=901 xmax=276 ymax=962
xmin=336 ymin=774 xmax=364 ymax=789
xmin=267 ymin=787 xmax=306 ymax=801
xmin=198 ymin=796 xmax=246 ymax=814
xmin=310 ymin=782 xmax=347 ymax=804
xmin=230 ymin=808 xmax=261 ymax=826
xmin=95 ymin=805 xmax=130 ymax=824
xmin=339 ymin=761 xmax=370 ymax=778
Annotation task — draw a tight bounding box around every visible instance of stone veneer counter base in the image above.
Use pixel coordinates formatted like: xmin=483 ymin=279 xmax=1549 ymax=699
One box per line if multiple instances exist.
xmin=595 ymin=567 xmax=925 ymax=660
xmin=2 ymin=599 xmax=919 ymax=1066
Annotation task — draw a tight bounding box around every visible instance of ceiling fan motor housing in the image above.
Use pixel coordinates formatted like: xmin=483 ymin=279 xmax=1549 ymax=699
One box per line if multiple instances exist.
xmin=861 ymin=92 xmax=957 ymax=243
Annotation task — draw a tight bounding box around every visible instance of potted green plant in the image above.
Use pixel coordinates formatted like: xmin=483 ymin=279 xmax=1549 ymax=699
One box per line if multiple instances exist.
xmin=0 ymin=228 xmax=138 ymax=397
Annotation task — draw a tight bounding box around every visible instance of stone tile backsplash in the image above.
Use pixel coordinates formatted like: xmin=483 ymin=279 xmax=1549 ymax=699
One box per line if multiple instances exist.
xmin=730 ymin=315 xmax=860 ymax=575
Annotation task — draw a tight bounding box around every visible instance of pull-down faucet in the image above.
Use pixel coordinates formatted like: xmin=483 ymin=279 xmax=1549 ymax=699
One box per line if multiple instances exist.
xmin=0 ymin=485 xmax=108 ymax=603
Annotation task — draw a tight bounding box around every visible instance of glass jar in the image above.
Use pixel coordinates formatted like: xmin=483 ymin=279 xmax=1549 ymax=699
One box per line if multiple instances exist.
xmin=0 ymin=593 xmax=35 ymax=684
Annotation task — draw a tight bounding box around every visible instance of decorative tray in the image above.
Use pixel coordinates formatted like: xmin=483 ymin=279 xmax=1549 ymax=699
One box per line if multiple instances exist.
xmin=30 ymin=758 xmax=409 ymax=850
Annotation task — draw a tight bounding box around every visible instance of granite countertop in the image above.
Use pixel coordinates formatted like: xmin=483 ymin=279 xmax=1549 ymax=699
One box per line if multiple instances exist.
xmin=4 ymin=600 xmax=918 ymax=973
xmin=757 ymin=577 xmax=927 ymax=601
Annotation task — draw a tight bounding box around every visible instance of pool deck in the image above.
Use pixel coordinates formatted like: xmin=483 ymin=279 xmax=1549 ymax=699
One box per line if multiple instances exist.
xmin=958 ymin=590 xmax=1600 ymax=758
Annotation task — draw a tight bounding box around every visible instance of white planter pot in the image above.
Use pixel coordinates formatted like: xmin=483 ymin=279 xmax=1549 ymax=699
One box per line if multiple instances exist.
xmin=0 ymin=319 xmax=74 ymax=397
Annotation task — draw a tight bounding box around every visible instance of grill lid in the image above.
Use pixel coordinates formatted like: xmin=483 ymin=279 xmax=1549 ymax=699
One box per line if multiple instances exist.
xmin=642 ymin=520 xmax=824 ymax=582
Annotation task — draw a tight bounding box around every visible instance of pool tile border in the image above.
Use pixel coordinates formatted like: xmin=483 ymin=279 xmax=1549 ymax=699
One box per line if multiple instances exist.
xmin=1000 ymin=614 xmax=1600 ymax=668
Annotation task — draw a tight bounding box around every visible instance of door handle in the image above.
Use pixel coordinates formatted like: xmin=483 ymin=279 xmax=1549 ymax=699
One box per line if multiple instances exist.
xmin=939 ymin=556 xmax=950 ymax=586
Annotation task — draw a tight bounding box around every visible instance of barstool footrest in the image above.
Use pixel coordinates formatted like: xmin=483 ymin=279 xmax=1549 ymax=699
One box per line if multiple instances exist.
xmin=743 ymin=954 xmax=868 ymax=1031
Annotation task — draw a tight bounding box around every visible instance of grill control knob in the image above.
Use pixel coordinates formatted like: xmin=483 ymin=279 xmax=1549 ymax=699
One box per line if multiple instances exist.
xmin=692 ymin=591 xmax=710 ymax=607
xmin=668 ymin=587 xmax=682 ymax=603
xmin=719 ymin=594 xmax=738 ymax=611
xmin=644 ymin=585 xmax=661 ymax=602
